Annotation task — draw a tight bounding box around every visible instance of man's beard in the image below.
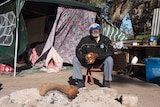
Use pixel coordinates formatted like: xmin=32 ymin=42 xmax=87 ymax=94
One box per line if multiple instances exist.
xmin=92 ymin=33 xmax=100 ymax=38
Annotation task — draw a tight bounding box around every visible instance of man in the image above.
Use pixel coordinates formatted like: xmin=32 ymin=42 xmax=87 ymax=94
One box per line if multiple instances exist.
xmin=72 ymin=23 xmax=114 ymax=88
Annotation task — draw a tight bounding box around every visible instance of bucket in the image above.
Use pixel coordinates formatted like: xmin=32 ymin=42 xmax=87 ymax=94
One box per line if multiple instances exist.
xmin=149 ymin=36 xmax=157 ymax=46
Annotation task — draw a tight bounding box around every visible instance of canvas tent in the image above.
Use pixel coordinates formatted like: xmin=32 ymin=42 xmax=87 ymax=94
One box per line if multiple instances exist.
xmin=0 ymin=0 xmax=101 ymax=76
xmin=0 ymin=0 xmax=101 ymax=61
xmin=0 ymin=0 xmax=27 ymax=64
xmin=0 ymin=0 xmax=127 ymax=76
xmin=102 ymin=21 xmax=127 ymax=41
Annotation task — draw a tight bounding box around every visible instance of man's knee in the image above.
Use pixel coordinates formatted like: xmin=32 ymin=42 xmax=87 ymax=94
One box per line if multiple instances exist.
xmin=104 ymin=56 xmax=113 ymax=64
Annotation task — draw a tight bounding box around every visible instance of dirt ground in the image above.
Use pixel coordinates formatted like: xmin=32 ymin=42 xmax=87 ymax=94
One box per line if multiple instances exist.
xmin=0 ymin=68 xmax=160 ymax=107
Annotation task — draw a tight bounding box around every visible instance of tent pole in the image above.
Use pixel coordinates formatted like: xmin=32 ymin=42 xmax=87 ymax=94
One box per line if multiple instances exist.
xmin=13 ymin=18 xmax=19 ymax=77
xmin=13 ymin=0 xmax=20 ymax=77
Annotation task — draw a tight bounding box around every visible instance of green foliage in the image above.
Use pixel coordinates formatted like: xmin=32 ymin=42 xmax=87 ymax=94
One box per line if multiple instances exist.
xmin=136 ymin=35 xmax=160 ymax=40
xmin=135 ymin=35 xmax=150 ymax=40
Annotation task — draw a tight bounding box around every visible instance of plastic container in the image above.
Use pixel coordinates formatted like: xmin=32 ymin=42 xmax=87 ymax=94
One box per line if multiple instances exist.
xmin=145 ymin=58 xmax=160 ymax=83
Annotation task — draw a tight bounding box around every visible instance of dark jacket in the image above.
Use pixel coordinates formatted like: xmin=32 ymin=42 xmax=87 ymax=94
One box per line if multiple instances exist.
xmin=76 ymin=34 xmax=114 ymax=68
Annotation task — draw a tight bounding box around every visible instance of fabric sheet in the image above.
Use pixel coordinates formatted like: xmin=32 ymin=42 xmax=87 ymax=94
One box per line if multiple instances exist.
xmin=42 ymin=6 xmax=97 ymax=64
xmin=43 ymin=46 xmax=63 ymax=73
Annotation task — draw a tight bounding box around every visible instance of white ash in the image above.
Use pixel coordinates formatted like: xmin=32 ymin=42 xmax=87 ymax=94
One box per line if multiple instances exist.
xmin=0 ymin=87 xmax=137 ymax=107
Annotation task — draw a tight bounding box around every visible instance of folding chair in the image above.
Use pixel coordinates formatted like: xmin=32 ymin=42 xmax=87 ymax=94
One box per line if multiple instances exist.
xmin=85 ymin=67 xmax=103 ymax=86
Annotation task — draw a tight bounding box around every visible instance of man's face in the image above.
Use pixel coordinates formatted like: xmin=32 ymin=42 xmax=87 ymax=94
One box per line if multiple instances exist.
xmin=91 ymin=29 xmax=100 ymax=37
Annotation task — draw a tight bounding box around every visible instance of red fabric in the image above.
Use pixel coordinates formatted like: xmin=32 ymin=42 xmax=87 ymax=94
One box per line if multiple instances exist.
xmin=0 ymin=64 xmax=14 ymax=74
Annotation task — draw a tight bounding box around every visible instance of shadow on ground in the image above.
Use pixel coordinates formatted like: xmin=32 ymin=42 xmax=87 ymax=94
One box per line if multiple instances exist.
xmin=68 ymin=76 xmax=104 ymax=87
xmin=112 ymin=71 xmax=160 ymax=87
xmin=0 ymin=84 xmax=3 ymax=91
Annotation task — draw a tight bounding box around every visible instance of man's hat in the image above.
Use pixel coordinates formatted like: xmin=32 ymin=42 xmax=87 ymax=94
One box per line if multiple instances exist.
xmin=89 ymin=23 xmax=101 ymax=32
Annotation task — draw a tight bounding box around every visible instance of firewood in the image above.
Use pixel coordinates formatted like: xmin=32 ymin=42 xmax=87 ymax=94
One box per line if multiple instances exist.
xmin=39 ymin=83 xmax=79 ymax=99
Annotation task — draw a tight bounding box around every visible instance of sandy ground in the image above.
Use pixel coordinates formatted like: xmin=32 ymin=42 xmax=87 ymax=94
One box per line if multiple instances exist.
xmin=0 ymin=68 xmax=160 ymax=107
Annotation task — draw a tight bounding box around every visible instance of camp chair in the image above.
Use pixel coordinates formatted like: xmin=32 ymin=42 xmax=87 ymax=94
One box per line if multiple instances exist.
xmin=85 ymin=67 xmax=103 ymax=86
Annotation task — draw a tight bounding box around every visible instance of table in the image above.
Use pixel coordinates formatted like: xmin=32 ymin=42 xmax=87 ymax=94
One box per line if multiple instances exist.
xmin=124 ymin=44 xmax=160 ymax=61
xmin=123 ymin=45 xmax=160 ymax=75
xmin=124 ymin=44 xmax=160 ymax=48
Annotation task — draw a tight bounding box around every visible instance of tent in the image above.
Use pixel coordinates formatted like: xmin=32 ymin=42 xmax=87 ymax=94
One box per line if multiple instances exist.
xmin=0 ymin=0 xmax=101 ymax=76
xmin=0 ymin=0 xmax=127 ymax=76
xmin=102 ymin=20 xmax=128 ymax=41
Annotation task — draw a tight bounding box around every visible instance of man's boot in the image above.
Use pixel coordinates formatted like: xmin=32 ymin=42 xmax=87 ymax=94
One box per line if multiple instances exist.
xmin=103 ymin=81 xmax=111 ymax=88
xmin=103 ymin=76 xmax=111 ymax=88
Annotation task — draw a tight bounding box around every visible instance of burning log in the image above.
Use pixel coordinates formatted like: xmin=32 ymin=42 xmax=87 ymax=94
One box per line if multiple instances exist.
xmin=39 ymin=83 xmax=79 ymax=99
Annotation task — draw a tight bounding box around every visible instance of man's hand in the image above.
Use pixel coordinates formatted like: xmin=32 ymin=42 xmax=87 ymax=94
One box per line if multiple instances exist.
xmin=85 ymin=52 xmax=98 ymax=64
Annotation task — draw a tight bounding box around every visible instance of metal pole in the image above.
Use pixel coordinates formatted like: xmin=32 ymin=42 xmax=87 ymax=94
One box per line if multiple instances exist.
xmin=13 ymin=0 xmax=20 ymax=77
